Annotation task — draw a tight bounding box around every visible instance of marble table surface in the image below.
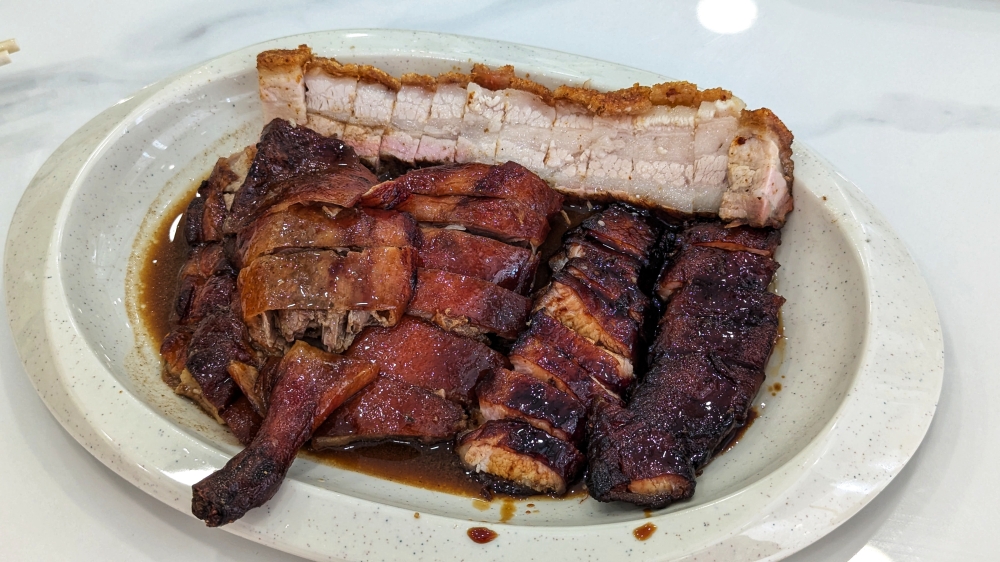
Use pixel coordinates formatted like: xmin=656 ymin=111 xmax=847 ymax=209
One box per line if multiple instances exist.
xmin=1 ymin=1 xmax=997 ymax=560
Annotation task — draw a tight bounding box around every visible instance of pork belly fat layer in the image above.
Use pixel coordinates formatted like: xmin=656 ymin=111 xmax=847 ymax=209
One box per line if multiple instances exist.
xmin=347 ymin=316 xmax=504 ymax=404
xmin=417 ymin=227 xmax=538 ymax=293
xmin=313 ymin=374 xmax=466 ymax=447
xmin=257 ymin=45 xmax=310 ymax=125
xmin=236 ymin=206 xmax=418 ymax=268
xmin=192 ymin=342 xmax=377 ymax=527
xmin=225 ymin=119 xmax=374 ymax=234
xmin=407 ymin=268 xmax=530 ymax=339
xmin=585 ymin=399 xmax=695 ymax=508
xmin=475 ymin=368 xmax=585 ymax=443
xmin=456 ymin=419 xmax=585 ymax=495
xmin=720 ymin=108 xmax=795 ymax=229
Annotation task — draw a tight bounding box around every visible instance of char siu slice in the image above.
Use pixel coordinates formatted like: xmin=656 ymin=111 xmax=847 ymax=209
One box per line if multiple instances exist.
xmin=236 ymin=206 xmax=418 ymax=268
xmin=456 ymin=419 xmax=585 ymax=496
xmin=407 ymin=268 xmax=530 ymax=340
xmin=192 ymin=341 xmax=377 ymax=527
xmin=225 ymin=119 xmax=376 ymax=234
xmin=576 ymin=204 xmax=659 ymax=264
xmin=585 ymin=398 xmax=696 ymax=508
xmin=417 ymin=227 xmax=538 ymax=294
xmin=346 ymin=316 xmax=504 ymax=404
xmin=654 ymin=245 xmax=778 ymax=301
xmin=509 ymin=333 xmax=621 ymax=407
xmin=680 ymin=222 xmax=781 ymax=256
xmin=312 ymin=374 xmax=467 ymax=447
xmin=475 ymin=368 xmax=585 ymax=443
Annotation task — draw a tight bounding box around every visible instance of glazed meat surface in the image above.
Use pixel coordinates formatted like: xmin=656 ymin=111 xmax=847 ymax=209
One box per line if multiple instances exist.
xmin=235 ymin=206 xmax=418 ymax=268
xmin=312 ymin=374 xmax=467 ymax=446
xmin=456 ymin=419 xmax=585 ymax=495
xmin=654 ymin=245 xmax=778 ymax=301
xmin=225 ymin=119 xmax=376 ymax=234
xmin=394 ymin=194 xmax=554 ymax=248
xmin=192 ymin=342 xmax=377 ymax=526
xmin=346 ymin=316 xmax=504 ymax=404
xmin=185 ymin=147 xmax=255 ymax=245
xmin=475 ymin=368 xmax=585 ymax=443
xmin=576 ymin=205 xmax=659 ymax=264
xmin=407 ymin=268 xmax=531 ymax=339
xmin=509 ymin=333 xmax=622 ymax=407
xmin=417 ymin=226 xmax=538 ymax=294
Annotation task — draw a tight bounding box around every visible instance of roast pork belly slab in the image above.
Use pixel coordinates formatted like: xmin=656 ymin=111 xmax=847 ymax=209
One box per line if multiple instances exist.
xmin=417 ymin=227 xmax=538 ymax=294
xmin=456 ymin=419 xmax=585 ymax=496
xmin=312 ymin=374 xmax=467 ymax=447
xmin=407 ymin=268 xmax=531 ymax=340
xmin=346 ymin=316 xmax=505 ymax=404
xmin=192 ymin=341 xmax=377 ymax=527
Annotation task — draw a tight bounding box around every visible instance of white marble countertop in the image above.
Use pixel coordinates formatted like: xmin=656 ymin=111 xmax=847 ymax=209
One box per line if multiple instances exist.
xmin=1 ymin=1 xmax=996 ymax=560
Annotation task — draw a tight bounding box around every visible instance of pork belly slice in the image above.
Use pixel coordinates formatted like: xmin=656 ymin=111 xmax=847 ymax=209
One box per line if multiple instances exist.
xmin=544 ymin=101 xmax=594 ymax=191
xmin=476 ymin=368 xmax=585 ymax=443
xmin=312 ymin=374 xmax=467 ymax=447
xmin=346 ymin=316 xmax=505 ymax=404
xmin=417 ymin=227 xmax=538 ymax=293
xmin=394 ymin=194 xmax=553 ymax=248
xmin=497 ymin=89 xmax=556 ymax=176
xmin=304 ymin=113 xmax=345 ymax=138
xmin=585 ymin=398 xmax=695 ymax=508
xmin=238 ymin=247 xmax=416 ymax=352
xmin=521 ymin=312 xmax=633 ymax=394
xmin=407 ymin=268 xmax=530 ymax=340
xmin=379 ymin=83 xmax=434 ymax=163
xmin=533 ymin=272 xmax=639 ymax=360
xmin=456 ymin=82 xmax=505 ymax=164
xmin=304 ymin=59 xmax=357 ymax=122
xmin=257 ymin=46 xmax=310 ymax=125
xmin=681 ymin=221 xmax=781 ymax=256
xmin=577 ymin=204 xmax=659 ymax=264
xmin=414 ymin=136 xmax=458 ymax=164
xmin=192 ymin=341 xmax=378 ymax=527
xmin=235 ymin=205 xmax=418 ymax=268
xmin=509 ymin=332 xmax=621 ymax=407
xmin=720 ymin=108 xmax=794 ymax=229
xmin=654 ymin=245 xmax=779 ymax=301
xmin=627 ymin=105 xmax=696 ymax=212
xmin=177 ymin=311 xmax=258 ymax=423
xmin=691 ymin=98 xmax=745 ymax=212
xmin=456 ymin=419 xmax=585 ymax=496
xmin=185 ymin=146 xmax=256 ymax=244
xmin=652 ymin=285 xmax=783 ymax=371
xmin=226 ymin=119 xmax=374 ymax=234
xmin=583 ymin=115 xmax=634 ymax=196
xmin=630 ymin=354 xmax=764 ymax=468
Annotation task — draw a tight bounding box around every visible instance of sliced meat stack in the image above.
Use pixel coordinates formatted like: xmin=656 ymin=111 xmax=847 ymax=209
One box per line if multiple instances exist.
xmin=257 ymin=46 xmax=794 ymax=228
xmin=586 ymin=222 xmax=783 ymax=508
xmin=456 ymin=203 xmax=661 ymax=495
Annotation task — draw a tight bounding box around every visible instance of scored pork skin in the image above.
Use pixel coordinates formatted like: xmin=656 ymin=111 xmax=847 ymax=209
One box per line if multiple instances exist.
xmin=192 ymin=341 xmax=377 ymax=527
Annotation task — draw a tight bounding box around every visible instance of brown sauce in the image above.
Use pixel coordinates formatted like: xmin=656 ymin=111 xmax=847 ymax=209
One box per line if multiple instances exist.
xmin=467 ymin=527 xmax=498 ymax=544
xmin=717 ymin=407 xmax=759 ymax=456
xmin=499 ymin=498 xmax=516 ymax=522
xmin=137 ymin=188 xmax=195 ymax=346
xmin=633 ymin=522 xmax=657 ymax=540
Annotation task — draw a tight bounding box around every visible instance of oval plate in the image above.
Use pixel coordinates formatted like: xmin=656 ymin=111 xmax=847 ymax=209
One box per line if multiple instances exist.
xmin=4 ymin=29 xmax=942 ymax=561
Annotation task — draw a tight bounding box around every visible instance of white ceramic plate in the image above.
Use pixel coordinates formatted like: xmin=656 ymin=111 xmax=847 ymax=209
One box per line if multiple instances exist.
xmin=5 ymin=30 xmax=942 ymax=562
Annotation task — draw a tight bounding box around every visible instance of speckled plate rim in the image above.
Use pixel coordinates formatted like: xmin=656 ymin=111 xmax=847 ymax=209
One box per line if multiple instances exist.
xmin=4 ymin=29 xmax=943 ymax=562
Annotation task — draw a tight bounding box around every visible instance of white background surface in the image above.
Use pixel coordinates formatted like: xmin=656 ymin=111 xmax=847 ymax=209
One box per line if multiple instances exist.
xmin=0 ymin=1 xmax=995 ymax=560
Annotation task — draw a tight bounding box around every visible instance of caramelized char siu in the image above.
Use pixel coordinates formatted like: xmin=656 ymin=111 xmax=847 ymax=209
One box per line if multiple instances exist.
xmin=475 ymin=368 xmax=585 ymax=443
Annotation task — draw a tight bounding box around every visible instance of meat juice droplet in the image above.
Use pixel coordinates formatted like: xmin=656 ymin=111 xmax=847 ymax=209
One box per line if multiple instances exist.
xmin=468 ymin=527 xmax=498 ymax=544
xmin=633 ymin=523 xmax=657 ymax=541
xmin=499 ymin=498 xmax=516 ymax=522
